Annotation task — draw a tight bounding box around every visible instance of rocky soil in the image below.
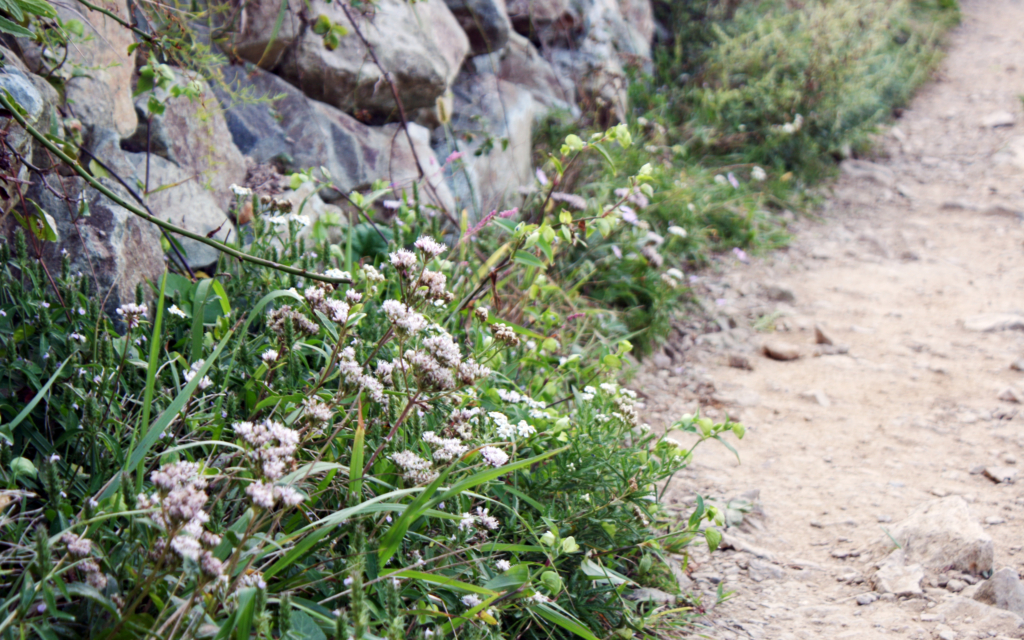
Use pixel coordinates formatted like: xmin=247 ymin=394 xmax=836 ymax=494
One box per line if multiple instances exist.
xmin=634 ymin=1 xmax=1024 ymax=638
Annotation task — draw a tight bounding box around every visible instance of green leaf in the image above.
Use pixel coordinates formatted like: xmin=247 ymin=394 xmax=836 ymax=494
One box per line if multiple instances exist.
xmin=590 ymin=142 xmax=617 ymax=174
xmin=579 ymin=558 xmax=634 ymax=585
xmin=190 ymin=278 xmax=215 ymax=360
xmin=482 ymin=564 xmax=530 ymax=591
xmin=513 ymin=250 xmax=545 ymax=269
xmin=532 ymin=603 xmax=600 ymax=640
xmin=16 ymin=0 xmax=56 ymax=18
xmin=0 ymin=16 xmax=31 ymax=38
xmin=705 ymin=527 xmax=722 ymax=552
xmin=387 ymin=570 xmax=497 ymax=596
xmin=283 ymin=611 xmax=326 ymax=640
xmin=65 ymin=583 xmax=120 ymax=618
xmin=10 ymin=456 xmax=36 ymax=479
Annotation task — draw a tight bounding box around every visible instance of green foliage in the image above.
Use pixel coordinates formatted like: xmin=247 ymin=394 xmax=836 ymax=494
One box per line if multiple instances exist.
xmin=0 ymin=185 xmax=737 ymax=638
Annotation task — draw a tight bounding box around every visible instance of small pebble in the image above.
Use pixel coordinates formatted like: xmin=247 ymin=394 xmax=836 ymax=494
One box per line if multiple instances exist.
xmin=856 ymin=593 xmax=877 ymax=606
xmin=985 ymin=516 xmax=1005 ymax=525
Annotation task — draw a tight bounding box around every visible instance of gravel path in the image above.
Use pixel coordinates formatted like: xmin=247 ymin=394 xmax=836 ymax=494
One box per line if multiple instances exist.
xmin=638 ymin=2 xmax=1024 ymax=638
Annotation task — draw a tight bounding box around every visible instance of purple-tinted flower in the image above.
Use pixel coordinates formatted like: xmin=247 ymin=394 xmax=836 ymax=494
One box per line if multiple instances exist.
xmin=535 ymin=168 xmax=548 ymax=186
xmin=727 ymin=172 xmax=740 ymax=189
xmin=732 ymin=247 xmax=749 ymax=263
xmin=618 ymin=205 xmax=639 ymax=225
xmin=499 ymin=207 xmax=518 ymax=219
xmin=716 ymin=298 xmax=727 ymax=306
xmin=611 ymin=245 xmax=622 ymax=259
xmin=445 ymin=151 xmax=464 ymax=164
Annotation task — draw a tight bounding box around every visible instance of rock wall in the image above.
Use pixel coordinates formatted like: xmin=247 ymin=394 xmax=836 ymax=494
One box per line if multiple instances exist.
xmin=0 ymin=0 xmax=654 ymax=308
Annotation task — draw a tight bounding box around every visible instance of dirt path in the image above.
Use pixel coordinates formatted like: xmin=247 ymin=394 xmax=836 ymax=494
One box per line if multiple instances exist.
xmin=637 ymin=1 xmax=1024 ymax=638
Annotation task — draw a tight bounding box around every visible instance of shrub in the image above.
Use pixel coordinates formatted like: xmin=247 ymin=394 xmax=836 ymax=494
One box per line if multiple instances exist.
xmin=0 ymin=147 xmax=741 ymax=638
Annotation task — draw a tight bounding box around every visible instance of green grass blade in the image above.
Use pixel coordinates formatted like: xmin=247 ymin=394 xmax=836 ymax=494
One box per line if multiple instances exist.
xmin=533 ymin=602 xmax=600 ymax=640
xmin=1 ymin=355 xmax=70 ymax=438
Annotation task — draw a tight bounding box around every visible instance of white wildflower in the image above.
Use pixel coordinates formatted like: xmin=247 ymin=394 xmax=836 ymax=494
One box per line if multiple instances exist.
xmin=480 ymin=446 xmax=508 ymax=467
xmin=168 ymin=305 xmax=187 ymax=318
xmin=261 ymin=349 xmax=279 ymax=363
xmin=413 ymin=236 xmax=447 ymax=257
xmin=389 ymin=249 xmax=418 ymax=271
xmin=667 ymin=225 xmax=687 ymax=238
xmin=461 ymin=594 xmax=482 ymax=608
xmin=495 ymin=559 xmax=512 ymax=572
xmin=230 ymin=184 xmax=254 ymax=197
xmin=362 ymin=264 xmax=385 ymax=282
xmin=751 ymin=166 xmax=767 ymax=182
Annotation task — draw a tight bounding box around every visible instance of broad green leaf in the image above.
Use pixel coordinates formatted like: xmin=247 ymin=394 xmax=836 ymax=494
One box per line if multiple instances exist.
xmin=579 ymin=558 xmax=634 ymax=585
xmin=513 ymin=250 xmax=545 ymax=269
xmin=0 ymin=16 xmax=32 ymax=37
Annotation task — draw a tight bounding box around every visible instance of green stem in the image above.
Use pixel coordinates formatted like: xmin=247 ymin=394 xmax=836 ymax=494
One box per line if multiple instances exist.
xmin=0 ymin=91 xmax=350 ymax=286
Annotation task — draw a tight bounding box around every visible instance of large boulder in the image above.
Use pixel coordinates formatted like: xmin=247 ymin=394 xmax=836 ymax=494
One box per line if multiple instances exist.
xmin=213 ymin=64 xmax=454 ymax=213
xmin=7 ymin=177 xmax=165 ymax=317
xmin=473 ymin=31 xmax=577 ymax=115
xmin=435 ymin=73 xmax=534 ymax=217
xmin=506 ymin=0 xmax=571 ymax=27
xmin=59 ymin=0 xmax=138 ymax=138
xmin=125 ymin=153 xmax=233 ymax=269
xmin=125 ymin=72 xmax=247 ymax=211
xmin=869 ymin=549 xmax=924 ymax=597
xmin=934 ymin=596 xmax=1024 ymax=638
xmin=975 ymin=568 xmax=1024 ymax=616
xmin=868 ymin=496 xmax=994 ymax=576
xmin=223 ymin=0 xmax=469 ymax=116
xmin=0 ymin=63 xmax=44 ymax=214
xmin=549 ymin=42 xmax=627 ymax=123
xmin=444 ymin=0 xmax=511 ymax=55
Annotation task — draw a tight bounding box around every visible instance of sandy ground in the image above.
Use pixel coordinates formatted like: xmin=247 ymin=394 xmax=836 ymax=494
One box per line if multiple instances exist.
xmin=635 ymin=1 xmax=1024 ymax=637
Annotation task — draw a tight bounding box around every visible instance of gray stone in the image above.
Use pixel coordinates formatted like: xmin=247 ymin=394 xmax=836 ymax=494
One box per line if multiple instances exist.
xmin=58 ymin=0 xmax=137 ymax=137
xmin=5 ymin=176 xmax=165 ymax=317
xmin=125 ymin=73 xmax=247 ymax=211
xmin=0 ymin=62 xmax=48 ymax=215
xmin=474 ymin=31 xmax=577 ymax=115
xmin=213 ymin=64 xmax=454 ymax=211
xmin=801 ymin=390 xmax=831 ymax=407
xmin=964 ymin=314 xmax=1024 ymax=332
xmin=947 ymin=579 xmax=967 ymax=593
xmin=840 ymin=159 xmax=895 ymax=187
xmin=623 ymin=588 xmax=677 ymax=604
xmin=728 ymin=353 xmax=753 ymax=370
xmin=1011 ymin=358 xmax=1024 ymax=372
xmin=984 ymin=467 xmax=1019 ymax=484
xmin=856 ymin=593 xmax=878 ymax=606
xmin=870 ymin=496 xmax=993 ymax=576
xmin=763 ymin=341 xmax=801 ymax=361
xmin=982 ymin=111 xmax=1016 ymax=128
xmin=549 ymin=43 xmax=628 ymax=123
xmin=506 ymin=0 xmax=570 ymax=27
xmin=999 ymin=388 xmax=1024 ymax=404
xmin=986 ymin=516 xmax=1007 ymax=525
xmin=444 ymin=0 xmax=511 ymax=54
xmin=765 ymin=284 xmax=795 ymax=302
xmin=125 ymin=154 xmax=233 ymax=268
xmin=934 ymin=598 xmax=1024 ymax=638
xmin=225 ymin=0 xmax=469 ymax=116
xmin=975 ymin=568 xmax=1024 ymax=616
xmin=747 ymin=558 xmax=785 ymax=583
xmin=436 ymin=73 xmax=534 ymax=217
xmin=814 ymin=324 xmax=834 ymax=345
xmin=871 ymin=549 xmax=924 ymax=597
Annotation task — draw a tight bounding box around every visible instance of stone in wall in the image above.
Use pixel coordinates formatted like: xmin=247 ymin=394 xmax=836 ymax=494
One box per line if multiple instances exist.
xmin=214 ymin=63 xmax=455 ymax=214
xmin=125 ymin=71 xmax=247 ymax=211
xmin=5 ymin=176 xmax=165 ymax=316
xmin=434 ymin=73 xmax=534 ymax=218
xmin=60 ymin=0 xmax=139 ymax=138
xmin=473 ymin=31 xmax=577 ymax=116
xmin=224 ymin=0 xmax=469 ymax=116
xmin=444 ymin=0 xmax=512 ymax=55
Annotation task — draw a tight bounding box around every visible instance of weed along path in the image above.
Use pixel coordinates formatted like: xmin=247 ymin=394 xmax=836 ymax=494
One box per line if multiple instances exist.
xmin=636 ymin=1 xmax=1024 ymax=638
